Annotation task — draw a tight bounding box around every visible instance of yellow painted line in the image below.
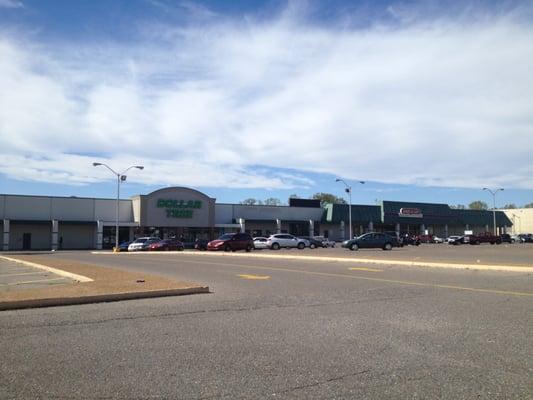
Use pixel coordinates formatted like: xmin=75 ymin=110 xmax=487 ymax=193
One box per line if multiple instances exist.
xmin=182 ymin=259 xmax=533 ymax=298
xmin=237 ymin=274 xmax=270 ymax=280
xmin=150 ymin=250 xmax=533 ymax=273
xmin=348 ymin=267 xmax=383 ymax=272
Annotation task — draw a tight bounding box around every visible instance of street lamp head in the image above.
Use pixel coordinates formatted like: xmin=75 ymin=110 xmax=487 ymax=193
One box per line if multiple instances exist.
xmin=482 ymin=187 xmax=488 ymax=191
xmin=134 ymin=166 xmax=144 ymax=170
xmin=335 ymin=178 xmax=341 ymax=182
xmin=359 ymin=181 xmax=365 ymax=184
xmin=93 ymin=162 xmax=102 ymax=167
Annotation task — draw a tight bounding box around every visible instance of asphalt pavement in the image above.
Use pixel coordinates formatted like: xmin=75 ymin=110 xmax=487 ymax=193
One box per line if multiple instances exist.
xmin=0 ymin=250 xmax=531 ymax=399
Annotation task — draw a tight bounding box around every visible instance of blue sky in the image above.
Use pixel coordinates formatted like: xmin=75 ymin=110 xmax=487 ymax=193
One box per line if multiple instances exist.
xmin=1 ymin=0 xmax=532 ymax=207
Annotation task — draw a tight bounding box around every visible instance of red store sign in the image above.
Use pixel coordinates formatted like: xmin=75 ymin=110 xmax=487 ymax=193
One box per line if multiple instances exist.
xmin=398 ymin=208 xmax=423 ymax=218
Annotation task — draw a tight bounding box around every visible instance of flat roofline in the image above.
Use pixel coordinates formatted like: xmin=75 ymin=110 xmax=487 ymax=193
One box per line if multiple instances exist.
xmin=0 ymin=193 xmax=133 ymax=201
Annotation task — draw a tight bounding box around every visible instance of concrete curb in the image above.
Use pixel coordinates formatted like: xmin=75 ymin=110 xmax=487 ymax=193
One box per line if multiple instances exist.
xmin=90 ymin=250 xmax=533 ymax=273
xmin=0 ymin=286 xmax=210 ymax=311
xmin=0 ymin=255 xmax=94 ymax=282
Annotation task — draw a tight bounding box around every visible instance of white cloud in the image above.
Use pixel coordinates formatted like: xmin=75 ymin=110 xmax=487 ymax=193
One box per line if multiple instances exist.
xmin=1 ymin=6 xmax=533 ymax=189
xmin=0 ymin=0 xmax=23 ymax=8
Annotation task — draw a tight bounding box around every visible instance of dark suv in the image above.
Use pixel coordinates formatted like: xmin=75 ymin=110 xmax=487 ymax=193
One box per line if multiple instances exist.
xmin=207 ymin=233 xmax=254 ymax=252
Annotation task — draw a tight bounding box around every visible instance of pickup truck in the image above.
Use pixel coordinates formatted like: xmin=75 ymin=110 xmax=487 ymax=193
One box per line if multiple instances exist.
xmin=464 ymin=232 xmax=502 ymax=245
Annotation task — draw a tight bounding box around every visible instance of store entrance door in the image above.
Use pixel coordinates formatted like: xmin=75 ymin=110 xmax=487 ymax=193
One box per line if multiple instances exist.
xmin=22 ymin=233 xmax=31 ymax=250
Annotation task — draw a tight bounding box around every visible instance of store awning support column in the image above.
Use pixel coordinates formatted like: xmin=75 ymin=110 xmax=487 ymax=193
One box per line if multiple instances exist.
xmin=96 ymin=220 xmax=103 ymax=250
xmin=2 ymin=219 xmax=9 ymax=251
xmin=51 ymin=220 xmax=58 ymax=251
xmin=276 ymin=219 xmax=281 ymax=234
xmin=309 ymin=220 xmax=314 ymax=237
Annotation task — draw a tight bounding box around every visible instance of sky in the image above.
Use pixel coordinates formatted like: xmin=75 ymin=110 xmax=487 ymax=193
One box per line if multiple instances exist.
xmin=1 ymin=0 xmax=532 ymax=208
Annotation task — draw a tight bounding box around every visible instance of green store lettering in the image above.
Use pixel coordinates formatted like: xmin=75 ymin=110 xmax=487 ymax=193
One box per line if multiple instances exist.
xmin=157 ymin=198 xmax=202 ymax=218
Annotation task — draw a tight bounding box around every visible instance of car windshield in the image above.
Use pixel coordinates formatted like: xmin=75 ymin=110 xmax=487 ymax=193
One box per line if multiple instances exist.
xmin=134 ymin=238 xmax=148 ymax=243
xmin=218 ymin=234 xmax=235 ymax=240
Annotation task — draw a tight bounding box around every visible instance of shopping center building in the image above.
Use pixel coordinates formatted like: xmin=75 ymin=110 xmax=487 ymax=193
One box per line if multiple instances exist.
xmin=0 ymin=186 xmax=513 ymax=250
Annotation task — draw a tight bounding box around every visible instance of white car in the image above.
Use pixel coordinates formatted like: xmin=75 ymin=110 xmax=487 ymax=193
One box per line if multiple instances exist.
xmin=432 ymin=236 xmax=444 ymax=244
xmin=253 ymin=237 xmax=269 ymax=249
xmin=128 ymin=237 xmax=158 ymax=251
xmin=267 ymin=234 xmax=308 ymax=250
xmin=314 ymin=236 xmax=336 ymax=247
xmin=446 ymin=235 xmax=462 ymax=245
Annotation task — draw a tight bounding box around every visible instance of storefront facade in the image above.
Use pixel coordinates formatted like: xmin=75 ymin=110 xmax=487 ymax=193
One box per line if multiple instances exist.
xmin=0 ymin=187 xmax=513 ymax=250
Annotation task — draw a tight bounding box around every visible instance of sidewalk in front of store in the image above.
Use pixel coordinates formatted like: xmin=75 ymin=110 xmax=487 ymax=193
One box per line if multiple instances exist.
xmin=0 ymin=255 xmax=209 ymax=311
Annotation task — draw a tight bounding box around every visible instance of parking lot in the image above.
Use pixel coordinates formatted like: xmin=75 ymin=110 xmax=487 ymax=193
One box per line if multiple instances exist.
xmin=1 ymin=248 xmax=531 ymax=399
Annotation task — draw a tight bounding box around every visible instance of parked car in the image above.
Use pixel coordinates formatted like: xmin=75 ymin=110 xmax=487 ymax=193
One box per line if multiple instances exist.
xmin=432 ymin=236 xmax=444 ymax=244
xmin=253 ymin=237 xmax=269 ymax=249
xmin=312 ymin=235 xmax=336 ymax=248
xmin=207 ymin=233 xmax=254 ymax=252
xmin=500 ymin=234 xmax=515 ymax=244
xmin=518 ymin=233 xmax=533 ymax=243
xmin=148 ymin=239 xmax=184 ymax=251
xmin=128 ymin=237 xmax=161 ymax=251
xmin=383 ymin=231 xmax=403 ymax=247
xmin=402 ymin=235 xmax=420 ymax=246
xmin=417 ymin=234 xmax=433 ymax=243
xmin=116 ymin=241 xmax=131 ymax=252
xmin=342 ymin=232 xmax=399 ymax=251
xmin=266 ymin=234 xmax=307 ymax=250
xmin=446 ymin=235 xmax=463 ymax=245
xmin=194 ymin=238 xmax=209 ymax=250
xmin=465 ymin=232 xmax=502 ymax=245
xmin=299 ymin=236 xmax=324 ymax=249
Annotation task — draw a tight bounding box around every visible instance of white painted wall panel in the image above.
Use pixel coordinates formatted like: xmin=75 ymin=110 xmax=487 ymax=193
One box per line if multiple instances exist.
xmin=58 ymin=224 xmax=96 ymax=249
xmin=94 ymin=199 xmax=133 ymax=222
xmin=51 ymin=198 xmax=94 ymax=221
xmin=5 ymin=196 xmax=51 ymax=220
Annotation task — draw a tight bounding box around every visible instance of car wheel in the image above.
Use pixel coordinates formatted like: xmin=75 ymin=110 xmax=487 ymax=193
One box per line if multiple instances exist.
xmin=178 ymin=246 xmax=184 ymax=251
xmin=383 ymin=243 xmax=393 ymax=251
xmin=224 ymin=244 xmax=231 ymax=252
xmin=349 ymin=243 xmax=358 ymax=251
xmin=271 ymin=243 xmax=280 ymax=250
xmin=245 ymin=244 xmax=252 ymax=252
xmin=310 ymin=243 xmax=316 ymax=249
xmin=297 ymin=242 xmax=305 ymax=250
xmin=475 ymin=240 xmax=480 ymax=245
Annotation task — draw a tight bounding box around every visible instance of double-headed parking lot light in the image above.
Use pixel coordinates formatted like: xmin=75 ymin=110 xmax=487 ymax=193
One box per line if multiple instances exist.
xmin=336 ymin=178 xmax=365 ymax=240
xmin=482 ymin=187 xmax=504 ymax=235
xmin=93 ymin=163 xmax=144 ymax=251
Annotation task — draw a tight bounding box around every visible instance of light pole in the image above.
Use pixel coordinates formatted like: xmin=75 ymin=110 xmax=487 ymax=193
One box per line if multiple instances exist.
xmin=336 ymin=179 xmax=365 ymax=240
xmin=93 ymin=163 xmax=144 ymax=250
xmin=482 ymin=187 xmax=504 ymax=235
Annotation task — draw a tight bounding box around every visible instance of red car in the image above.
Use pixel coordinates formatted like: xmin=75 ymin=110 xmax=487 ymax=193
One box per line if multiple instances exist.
xmin=148 ymin=239 xmax=185 ymax=251
xmin=207 ymin=233 xmax=254 ymax=252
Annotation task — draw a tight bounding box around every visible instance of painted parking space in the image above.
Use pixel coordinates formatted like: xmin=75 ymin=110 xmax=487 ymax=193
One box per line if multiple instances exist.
xmin=0 ymin=258 xmax=76 ymax=292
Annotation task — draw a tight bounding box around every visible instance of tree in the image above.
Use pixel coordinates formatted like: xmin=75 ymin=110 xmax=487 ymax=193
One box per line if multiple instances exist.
xmin=240 ymin=198 xmax=260 ymax=205
xmin=311 ymin=192 xmax=347 ymax=206
xmin=524 ymin=202 xmax=533 ymax=208
xmin=449 ymin=204 xmax=466 ymax=210
xmin=468 ymin=201 xmax=488 ymax=210
xmin=288 ymin=194 xmax=300 ymax=199
xmin=503 ymin=203 xmax=517 ymax=209
xmin=264 ymin=197 xmax=282 ymax=206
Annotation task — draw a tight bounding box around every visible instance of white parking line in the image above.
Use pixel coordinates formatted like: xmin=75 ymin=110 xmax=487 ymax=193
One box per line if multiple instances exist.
xmin=0 ymin=272 xmax=50 ymax=277
xmin=4 ymin=277 xmax=68 ymax=286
